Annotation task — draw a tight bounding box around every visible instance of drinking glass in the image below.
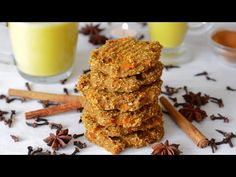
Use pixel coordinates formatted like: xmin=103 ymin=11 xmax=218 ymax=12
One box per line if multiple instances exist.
xmin=148 ymin=22 xmax=213 ymax=65
xmin=0 ymin=22 xmax=79 ymax=83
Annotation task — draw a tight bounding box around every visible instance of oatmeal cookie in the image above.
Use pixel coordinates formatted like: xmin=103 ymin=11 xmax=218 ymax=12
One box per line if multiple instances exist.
xmin=84 ymin=101 xmax=162 ymax=128
xmin=89 ymin=37 xmax=162 ymax=78
xmin=82 ymin=111 xmax=163 ymax=137
xmin=85 ymin=129 xmax=126 ymax=155
xmin=85 ymin=127 xmax=164 ymax=155
xmin=89 ymin=62 xmax=163 ymax=92
xmin=78 ymin=76 xmax=162 ymax=112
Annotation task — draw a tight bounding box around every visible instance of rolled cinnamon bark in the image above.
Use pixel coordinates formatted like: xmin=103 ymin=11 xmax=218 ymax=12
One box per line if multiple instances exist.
xmin=8 ymin=89 xmax=85 ymax=105
xmin=25 ymin=102 xmax=82 ymax=120
xmin=8 ymin=89 xmax=86 ymax=120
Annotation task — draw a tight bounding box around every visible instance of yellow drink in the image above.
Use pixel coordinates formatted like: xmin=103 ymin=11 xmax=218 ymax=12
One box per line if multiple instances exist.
xmin=9 ymin=22 xmax=78 ymax=77
xmin=148 ymin=22 xmax=188 ymax=48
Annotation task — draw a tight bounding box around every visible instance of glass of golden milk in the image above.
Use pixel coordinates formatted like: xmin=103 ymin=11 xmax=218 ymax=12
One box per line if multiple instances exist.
xmin=8 ymin=22 xmax=78 ymax=83
xmin=148 ymin=22 xmax=211 ymax=65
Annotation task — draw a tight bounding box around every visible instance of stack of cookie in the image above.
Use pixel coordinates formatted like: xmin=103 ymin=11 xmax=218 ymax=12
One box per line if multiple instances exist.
xmin=78 ymin=37 xmax=164 ymax=154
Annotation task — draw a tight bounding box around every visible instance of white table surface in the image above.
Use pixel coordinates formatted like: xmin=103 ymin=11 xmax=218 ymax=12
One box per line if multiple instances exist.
xmin=0 ymin=22 xmax=236 ymax=155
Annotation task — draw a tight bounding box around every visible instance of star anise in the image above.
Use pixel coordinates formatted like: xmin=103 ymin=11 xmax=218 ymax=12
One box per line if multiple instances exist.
xmin=80 ymin=23 xmax=104 ymax=35
xmin=179 ymin=104 xmax=207 ymax=122
xmin=89 ymin=33 xmax=108 ymax=45
xmin=183 ymin=91 xmax=209 ymax=107
xmin=151 ymin=140 xmax=182 ymax=155
xmin=44 ymin=129 xmax=72 ymax=150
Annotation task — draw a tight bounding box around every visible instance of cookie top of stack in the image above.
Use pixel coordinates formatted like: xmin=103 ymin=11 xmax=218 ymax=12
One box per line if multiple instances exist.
xmin=89 ymin=37 xmax=162 ymax=78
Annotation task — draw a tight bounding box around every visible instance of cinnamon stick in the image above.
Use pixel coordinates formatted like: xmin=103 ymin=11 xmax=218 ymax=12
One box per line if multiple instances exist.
xmin=8 ymin=89 xmax=85 ymax=105
xmin=25 ymin=102 xmax=82 ymax=120
xmin=160 ymin=96 xmax=209 ymax=148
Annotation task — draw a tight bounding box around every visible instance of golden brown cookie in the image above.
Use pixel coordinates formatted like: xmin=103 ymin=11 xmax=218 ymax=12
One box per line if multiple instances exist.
xmin=85 ymin=128 xmax=126 ymax=155
xmin=78 ymin=76 xmax=162 ymax=112
xmin=85 ymin=127 xmax=164 ymax=155
xmin=82 ymin=111 xmax=163 ymax=137
xmin=89 ymin=62 xmax=163 ymax=93
xmin=121 ymin=127 xmax=164 ymax=148
xmin=83 ymin=101 xmax=162 ymax=128
xmin=89 ymin=37 xmax=162 ymax=78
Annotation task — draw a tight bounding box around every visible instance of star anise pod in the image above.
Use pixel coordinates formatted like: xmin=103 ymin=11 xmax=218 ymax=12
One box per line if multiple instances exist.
xmin=179 ymin=104 xmax=207 ymax=122
xmin=89 ymin=33 xmax=108 ymax=45
xmin=80 ymin=23 xmax=104 ymax=35
xmin=44 ymin=129 xmax=72 ymax=150
xmin=151 ymin=140 xmax=182 ymax=155
xmin=183 ymin=91 xmax=209 ymax=107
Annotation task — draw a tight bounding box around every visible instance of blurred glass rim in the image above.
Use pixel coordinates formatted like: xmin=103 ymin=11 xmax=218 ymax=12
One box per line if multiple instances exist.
xmin=187 ymin=22 xmax=214 ymax=35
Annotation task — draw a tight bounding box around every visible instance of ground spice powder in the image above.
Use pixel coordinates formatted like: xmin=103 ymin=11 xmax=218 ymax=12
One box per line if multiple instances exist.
xmin=212 ymin=30 xmax=236 ymax=48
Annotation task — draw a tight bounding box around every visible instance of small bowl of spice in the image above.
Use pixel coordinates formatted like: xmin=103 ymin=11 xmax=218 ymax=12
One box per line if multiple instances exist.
xmin=209 ymin=24 xmax=236 ymax=67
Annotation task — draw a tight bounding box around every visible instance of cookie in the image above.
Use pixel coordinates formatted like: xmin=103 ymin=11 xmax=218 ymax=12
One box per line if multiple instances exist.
xmin=82 ymin=111 xmax=164 ymax=137
xmin=78 ymin=75 xmax=162 ymax=112
xmin=83 ymin=101 xmax=162 ymax=128
xmin=89 ymin=62 xmax=163 ymax=92
xmin=89 ymin=37 xmax=162 ymax=78
xmin=85 ymin=127 xmax=164 ymax=155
